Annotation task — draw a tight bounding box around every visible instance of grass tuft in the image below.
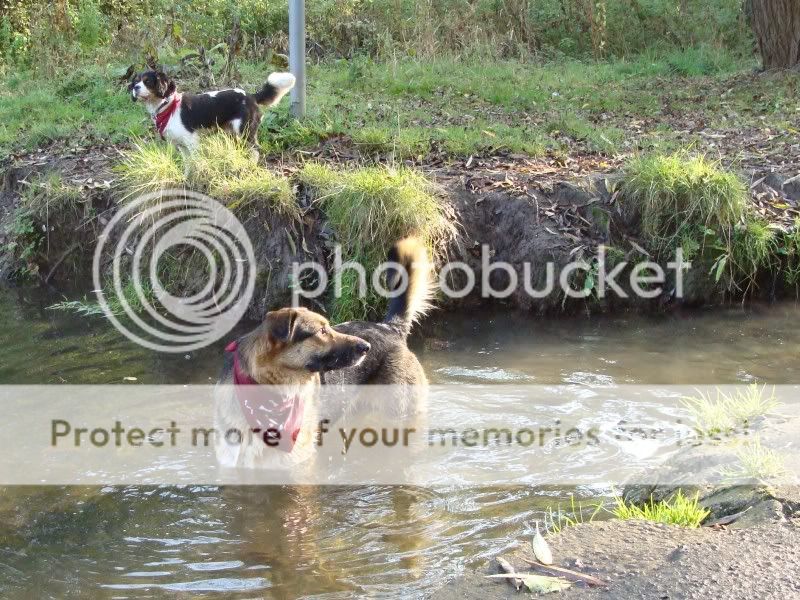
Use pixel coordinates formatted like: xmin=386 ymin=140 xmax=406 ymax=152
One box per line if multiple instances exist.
xmin=544 ymin=494 xmax=605 ymax=534
xmin=4 ymin=171 xmax=86 ymax=280
xmin=682 ymin=384 xmax=779 ymax=437
xmin=20 ymin=172 xmax=83 ymax=216
xmin=621 ymin=151 xmax=748 ymax=255
xmin=115 ymin=134 xmax=296 ymax=216
xmin=619 ymin=150 xmax=784 ymax=293
xmin=48 ymin=279 xmax=156 ymax=317
xmin=719 ymin=437 xmax=787 ymax=485
xmin=612 ymin=490 xmax=709 ymax=528
xmin=115 ymin=139 xmax=185 ymax=198
xmin=188 ymin=134 xmax=295 ymax=214
xmin=298 ymin=163 xmax=453 ymax=321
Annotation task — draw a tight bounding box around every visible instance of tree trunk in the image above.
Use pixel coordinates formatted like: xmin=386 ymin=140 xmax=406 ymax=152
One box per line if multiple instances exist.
xmin=750 ymin=0 xmax=800 ymax=70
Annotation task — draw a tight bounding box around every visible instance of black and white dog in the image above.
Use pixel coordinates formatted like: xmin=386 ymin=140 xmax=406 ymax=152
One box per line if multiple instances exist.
xmin=128 ymin=70 xmax=295 ymax=150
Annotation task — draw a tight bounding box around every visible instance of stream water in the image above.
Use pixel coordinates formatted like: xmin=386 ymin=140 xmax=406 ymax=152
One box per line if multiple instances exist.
xmin=1 ymin=286 xmax=799 ymax=598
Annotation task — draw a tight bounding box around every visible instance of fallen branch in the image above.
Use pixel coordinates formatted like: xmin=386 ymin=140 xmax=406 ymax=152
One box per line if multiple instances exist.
xmin=521 ymin=558 xmax=606 ymax=586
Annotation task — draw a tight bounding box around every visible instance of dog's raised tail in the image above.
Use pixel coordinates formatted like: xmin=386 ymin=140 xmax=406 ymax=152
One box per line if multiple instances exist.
xmin=253 ymin=72 xmax=296 ymax=107
xmin=384 ymin=237 xmax=433 ymax=336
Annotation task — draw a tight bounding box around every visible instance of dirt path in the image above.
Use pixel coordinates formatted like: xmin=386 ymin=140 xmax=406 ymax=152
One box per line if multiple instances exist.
xmin=430 ymin=519 xmax=800 ymax=600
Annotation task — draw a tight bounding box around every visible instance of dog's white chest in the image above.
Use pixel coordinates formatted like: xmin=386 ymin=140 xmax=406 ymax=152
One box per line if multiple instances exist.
xmin=160 ymin=112 xmax=198 ymax=149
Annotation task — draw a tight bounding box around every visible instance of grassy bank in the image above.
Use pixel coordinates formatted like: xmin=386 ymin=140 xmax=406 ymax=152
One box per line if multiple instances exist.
xmin=3 ymin=48 xmax=797 ymax=167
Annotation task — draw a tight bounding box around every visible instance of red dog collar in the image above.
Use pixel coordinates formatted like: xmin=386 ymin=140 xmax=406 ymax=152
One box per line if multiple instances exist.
xmin=225 ymin=341 xmax=304 ymax=453
xmin=154 ymin=93 xmax=181 ymax=139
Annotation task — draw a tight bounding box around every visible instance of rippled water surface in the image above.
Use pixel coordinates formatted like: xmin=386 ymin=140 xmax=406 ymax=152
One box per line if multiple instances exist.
xmin=2 ymin=287 xmax=800 ymax=598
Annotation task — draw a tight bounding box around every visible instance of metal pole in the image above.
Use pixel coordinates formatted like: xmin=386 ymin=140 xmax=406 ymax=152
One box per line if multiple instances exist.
xmin=288 ymin=0 xmax=306 ymax=118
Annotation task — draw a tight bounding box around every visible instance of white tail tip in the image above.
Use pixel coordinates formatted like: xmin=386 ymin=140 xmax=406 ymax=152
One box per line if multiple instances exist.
xmin=268 ymin=72 xmax=296 ymax=90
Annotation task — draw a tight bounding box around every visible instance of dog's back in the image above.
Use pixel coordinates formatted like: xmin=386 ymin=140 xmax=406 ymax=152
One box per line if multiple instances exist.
xmin=328 ymin=237 xmax=432 ymax=388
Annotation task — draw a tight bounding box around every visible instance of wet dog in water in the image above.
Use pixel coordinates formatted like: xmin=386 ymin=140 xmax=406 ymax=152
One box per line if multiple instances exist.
xmin=128 ymin=69 xmax=295 ymax=150
xmin=214 ymin=237 xmax=431 ymax=468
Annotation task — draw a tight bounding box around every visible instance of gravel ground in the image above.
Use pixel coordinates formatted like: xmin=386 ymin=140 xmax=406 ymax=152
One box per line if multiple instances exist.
xmin=430 ymin=519 xmax=800 ymax=600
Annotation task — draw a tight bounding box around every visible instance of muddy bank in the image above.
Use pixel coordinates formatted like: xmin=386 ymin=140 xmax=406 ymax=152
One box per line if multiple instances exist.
xmin=430 ymin=519 xmax=800 ymax=600
xmin=429 ymin=410 xmax=800 ymax=599
xmin=2 ymin=147 xmax=800 ymax=318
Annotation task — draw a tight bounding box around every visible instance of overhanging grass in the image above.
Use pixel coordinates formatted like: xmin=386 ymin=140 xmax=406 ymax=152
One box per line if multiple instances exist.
xmin=612 ymin=490 xmax=709 ymax=528
xmin=115 ymin=134 xmax=295 ymax=216
xmin=4 ymin=171 xmax=87 ymax=280
xmin=621 ymin=151 xmax=748 ymax=252
xmin=48 ymin=279 xmax=156 ymax=317
xmin=188 ymin=134 xmax=294 ymax=214
xmin=618 ymin=150 xmax=787 ymax=293
xmin=298 ymin=163 xmax=452 ymax=322
xmin=115 ymin=139 xmax=186 ymax=198
xmin=19 ymin=172 xmax=84 ymax=217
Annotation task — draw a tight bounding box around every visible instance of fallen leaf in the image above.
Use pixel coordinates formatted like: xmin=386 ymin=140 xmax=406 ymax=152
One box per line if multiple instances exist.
xmin=532 ymin=520 xmax=554 ymax=565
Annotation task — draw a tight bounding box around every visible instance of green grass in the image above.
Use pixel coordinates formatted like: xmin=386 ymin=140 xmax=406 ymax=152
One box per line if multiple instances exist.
xmin=544 ymin=494 xmax=605 ymax=534
xmin=618 ymin=150 xmax=788 ymax=293
xmin=612 ymin=490 xmax=709 ymax=528
xmin=0 ymin=48 xmax=791 ymax=166
xmin=621 ymin=151 xmax=748 ymax=253
xmin=48 ymin=279 xmax=156 ymax=317
xmin=0 ymin=64 xmax=144 ymax=153
xmin=3 ymin=171 xmax=87 ymax=280
xmin=19 ymin=172 xmax=83 ymax=216
xmin=298 ymin=162 xmax=453 ymax=321
xmin=115 ymin=139 xmax=186 ymax=198
xmin=546 ymin=113 xmax=622 ymax=154
xmin=187 ymin=134 xmax=294 ymax=213
xmin=115 ymin=134 xmax=295 ymax=216
xmin=719 ymin=437 xmax=788 ymax=485
xmin=681 ymin=384 xmax=779 ymax=437
xmin=114 ymin=144 xmax=453 ymax=320
xmin=728 ymin=219 xmax=778 ymax=290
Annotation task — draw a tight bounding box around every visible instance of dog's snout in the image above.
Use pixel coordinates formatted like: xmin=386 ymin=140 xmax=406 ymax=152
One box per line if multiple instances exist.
xmin=356 ymin=340 xmax=371 ymax=355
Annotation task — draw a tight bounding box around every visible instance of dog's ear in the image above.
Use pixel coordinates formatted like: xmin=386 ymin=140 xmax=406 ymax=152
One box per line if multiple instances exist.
xmin=263 ymin=309 xmax=298 ymax=344
xmin=156 ymin=71 xmax=176 ymax=97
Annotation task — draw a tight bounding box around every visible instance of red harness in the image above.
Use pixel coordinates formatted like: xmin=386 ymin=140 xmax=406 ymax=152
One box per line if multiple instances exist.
xmin=154 ymin=93 xmax=182 ymax=139
xmin=225 ymin=341 xmax=305 ymax=453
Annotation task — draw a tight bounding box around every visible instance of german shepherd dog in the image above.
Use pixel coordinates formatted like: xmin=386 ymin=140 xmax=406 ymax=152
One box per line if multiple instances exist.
xmin=214 ymin=238 xmax=431 ymax=469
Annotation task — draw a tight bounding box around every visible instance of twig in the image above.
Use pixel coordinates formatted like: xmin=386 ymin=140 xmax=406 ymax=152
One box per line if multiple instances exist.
xmin=521 ymin=558 xmax=606 ymax=586
xmin=44 ymin=242 xmax=80 ymax=284
xmin=496 ymin=557 xmax=522 ymax=591
xmin=703 ymin=505 xmax=752 ymax=527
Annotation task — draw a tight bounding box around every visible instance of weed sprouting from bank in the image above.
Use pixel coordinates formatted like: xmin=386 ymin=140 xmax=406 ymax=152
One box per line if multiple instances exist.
xmin=719 ymin=437 xmax=787 ymax=485
xmin=612 ymin=490 xmax=709 ymax=528
xmin=544 ymin=494 xmax=605 ymax=534
xmin=298 ymin=163 xmax=453 ymax=322
xmin=681 ymin=384 xmax=779 ymax=437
